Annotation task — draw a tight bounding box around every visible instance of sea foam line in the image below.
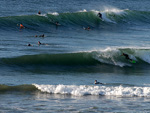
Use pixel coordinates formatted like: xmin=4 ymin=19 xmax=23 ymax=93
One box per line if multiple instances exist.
xmin=33 ymin=84 xmax=150 ymax=97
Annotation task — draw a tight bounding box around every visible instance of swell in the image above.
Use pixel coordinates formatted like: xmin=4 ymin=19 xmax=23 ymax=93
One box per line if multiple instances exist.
xmin=1 ymin=47 xmax=150 ymax=68
xmin=0 ymin=9 xmax=150 ymax=31
xmin=0 ymin=84 xmax=37 ymax=93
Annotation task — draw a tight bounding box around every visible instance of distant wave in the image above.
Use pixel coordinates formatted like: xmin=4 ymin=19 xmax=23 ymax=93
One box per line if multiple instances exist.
xmin=0 ymin=9 xmax=150 ymax=31
xmin=1 ymin=47 xmax=150 ymax=69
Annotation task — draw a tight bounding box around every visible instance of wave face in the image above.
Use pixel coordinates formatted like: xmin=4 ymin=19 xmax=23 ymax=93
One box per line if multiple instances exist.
xmin=1 ymin=47 xmax=150 ymax=68
xmin=0 ymin=9 xmax=150 ymax=31
xmin=34 ymin=84 xmax=150 ymax=97
xmin=0 ymin=84 xmax=37 ymax=93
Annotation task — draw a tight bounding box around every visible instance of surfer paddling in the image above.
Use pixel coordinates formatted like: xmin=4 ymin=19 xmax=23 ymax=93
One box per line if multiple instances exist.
xmin=38 ymin=41 xmax=48 ymax=46
xmin=84 ymin=27 xmax=90 ymax=31
xmin=27 ymin=43 xmax=33 ymax=46
xmin=38 ymin=41 xmax=42 ymax=45
xmin=39 ymin=34 xmax=44 ymax=37
xmin=94 ymin=80 xmax=103 ymax=85
xmin=19 ymin=24 xmax=25 ymax=29
xmin=35 ymin=34 xmax=45 ymax=38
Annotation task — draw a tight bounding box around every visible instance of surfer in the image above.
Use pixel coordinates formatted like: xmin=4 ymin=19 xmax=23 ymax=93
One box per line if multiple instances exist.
xmin=27 ymin=44 xmax=32 ymax=46
xmin=38 ymin=41 xmax=41 ymax=45
xmin=38 ymin=41 xmax=48 ymax=46
xmin=94 ymin=80 xmax=103 ymax=84
xmin=39 ymin=34 xmax=44 ymax=37
xmin=97 ymin=12 xmax=102 ymax=19
xmin=84 ymin=27 xmax=90 ymax=31
xmin=55 ymin=21 xmax=59 ymax=26
xmin=20 ymin=24 xmax=24 ymax=29
xmin=121 ymin=53 xmax=132 ymax=61
xmin=38 ymin=11 xmax=41 ymax=15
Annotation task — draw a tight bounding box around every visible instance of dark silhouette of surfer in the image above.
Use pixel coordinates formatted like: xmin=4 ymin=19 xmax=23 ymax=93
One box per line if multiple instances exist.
xmin=38 ymin=11 xmax=41 ymax=15
xmin=38 ymin=41 xmax=48 ymax=46
xmin=27 ymin=44 xmax=32 ymax=46
xmin=38 ymin=41 xmax=42 ymax=45
xmin=97 ymin=12 xmax=102 ymax=19
xmin=94 ymin=80 xmax=103 ymax=84
xmin=39 ymin=34 xmax=44 ymax=37
xmin=121 ymin=53 xmax=132 ymax=61
xmin=55 ymin=21 xmax=59 ymax=26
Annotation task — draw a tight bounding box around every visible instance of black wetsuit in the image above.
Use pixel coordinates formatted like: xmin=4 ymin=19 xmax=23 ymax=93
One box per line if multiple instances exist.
xmin=98 ymin=13 xmax=102 ymax=19
xmin=95 ymin=81 xmax=103 ymax=85
xmin=123 ymin=53 xmax=132 ymax=61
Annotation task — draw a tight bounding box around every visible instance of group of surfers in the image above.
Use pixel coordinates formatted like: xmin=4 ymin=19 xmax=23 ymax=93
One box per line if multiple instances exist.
xmin=20 ymin=12 xmax=133 ymax=61
xmin=19 ymin=11 xmax=135 ymax=85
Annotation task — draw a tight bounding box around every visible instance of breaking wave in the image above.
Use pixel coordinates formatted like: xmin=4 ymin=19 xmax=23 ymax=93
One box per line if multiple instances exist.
xmin=1 ymin=84 xmax=150 ymax=97
xmin=0 ymin=9 xmax=150 ymax=31
xmin=1 ymin=47 xmax=150 ymax=69
xmin=34 ymin=84 xmax=150 ymax=97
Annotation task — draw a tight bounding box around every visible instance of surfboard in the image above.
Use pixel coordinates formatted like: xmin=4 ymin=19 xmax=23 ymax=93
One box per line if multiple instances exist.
xmin=130 ymin=60 xmax=136 ymax=63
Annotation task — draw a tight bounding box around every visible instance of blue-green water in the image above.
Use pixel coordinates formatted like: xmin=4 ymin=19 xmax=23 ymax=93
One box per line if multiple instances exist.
xmin=1 ymin=0 xmax=150 ymax=112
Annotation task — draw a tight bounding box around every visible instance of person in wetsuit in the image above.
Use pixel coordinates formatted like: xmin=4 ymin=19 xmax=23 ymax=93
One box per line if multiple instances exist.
xmin=97 ymin=12 xmax=102 ymax=19
xmin=122 ymin=53 xmax=132 ymax=61
xmin=20 ymin=24 xmax=24 ymax=29
xmin=94 ymin=80 xmax=103 ymax=84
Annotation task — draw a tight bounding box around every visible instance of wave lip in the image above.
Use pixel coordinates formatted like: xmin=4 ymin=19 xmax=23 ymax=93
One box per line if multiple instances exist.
xmin=34 ymin=84 xmax=150 ymax=97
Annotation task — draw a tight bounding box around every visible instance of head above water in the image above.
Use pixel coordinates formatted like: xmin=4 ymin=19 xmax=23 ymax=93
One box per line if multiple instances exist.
xmin=38 ymin=11 xmax=41 ymax=14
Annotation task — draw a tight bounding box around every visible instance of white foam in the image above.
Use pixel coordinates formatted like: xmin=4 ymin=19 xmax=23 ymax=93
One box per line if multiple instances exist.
xmin=78 ymin=9 xmax=87 ymax=12
xmin=103 ymin=7 xmax=125 ymax=14
xmin=92 ymin=47 xmax=131 ymax=67
xmin=75 ymin=46 xmax=150 ymax=67
xmin=48 ymin=12 xmax=59 ymax=16
xmin=33 ymin=84 xmax=150 ymax=97
xmin=91 ymin=9 xmax=115 ymax=23
xmin=37 ymin=14 xmax=47 ymax=17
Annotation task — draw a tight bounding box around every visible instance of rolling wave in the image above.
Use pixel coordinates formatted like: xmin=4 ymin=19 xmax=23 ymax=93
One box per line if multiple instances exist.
xmin=1 ymin=47 xmax=150 ymax=68
xmin=1 ymin=84 xmax=150 ymax=97
xmin=34 ymin=84 xmax=150 ymax=97
xmin=0 ymin=9 xmax=150 ymax=31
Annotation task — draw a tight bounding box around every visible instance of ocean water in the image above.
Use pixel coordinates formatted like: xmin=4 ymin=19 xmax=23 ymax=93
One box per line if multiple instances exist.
xmin=1 ymin=0 xmax=150 ymax=112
